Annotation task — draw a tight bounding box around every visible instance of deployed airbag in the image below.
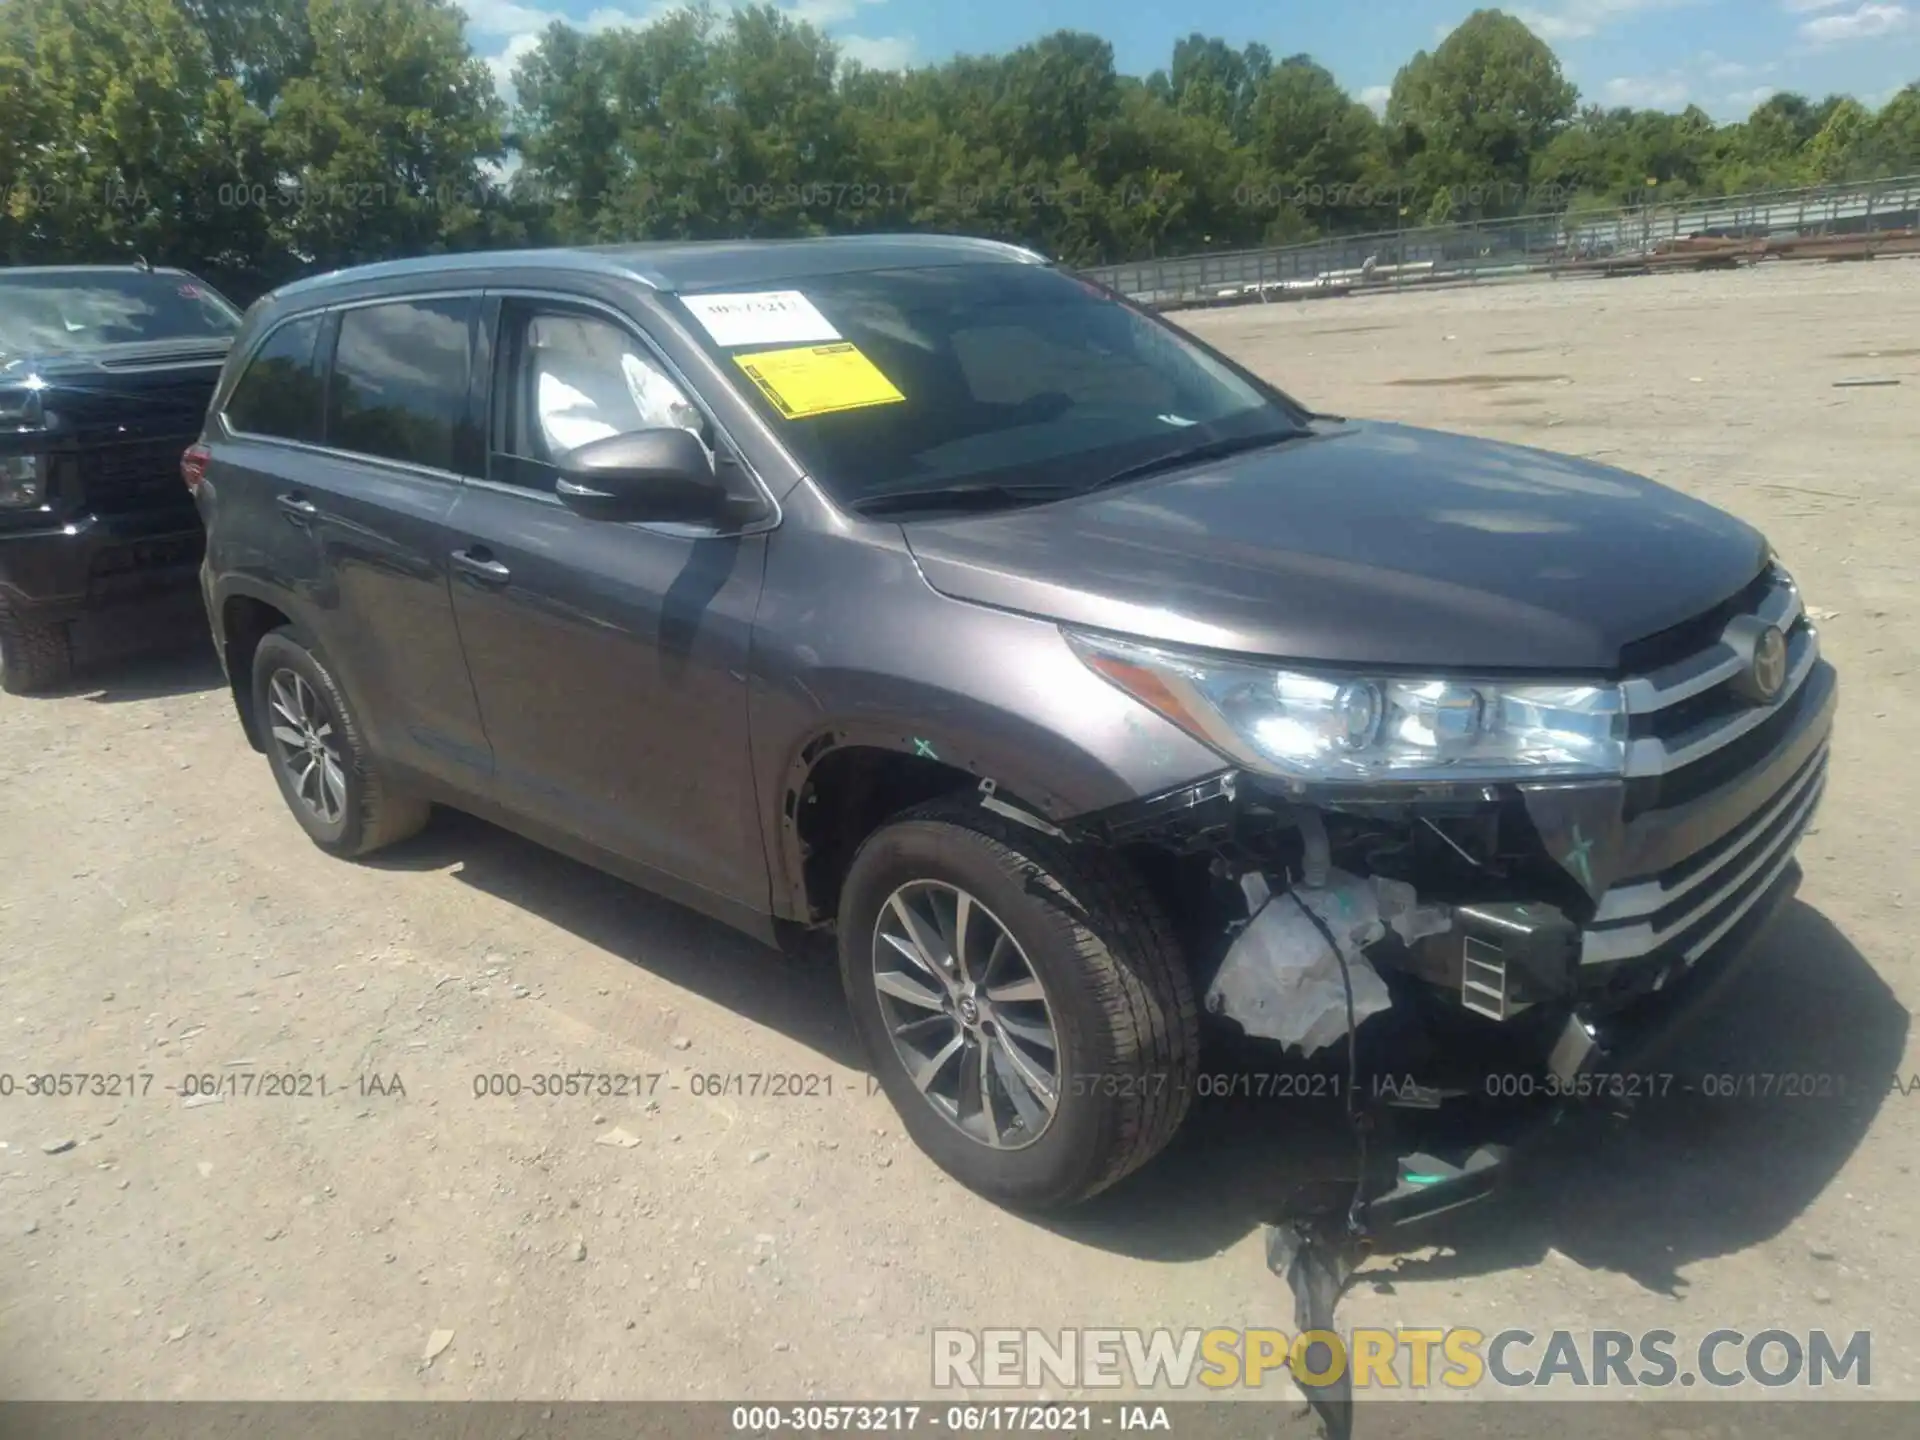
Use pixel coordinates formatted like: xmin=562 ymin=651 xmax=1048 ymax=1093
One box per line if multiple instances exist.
xmin=1205 ymin=868 xmax=1403 ymax=1055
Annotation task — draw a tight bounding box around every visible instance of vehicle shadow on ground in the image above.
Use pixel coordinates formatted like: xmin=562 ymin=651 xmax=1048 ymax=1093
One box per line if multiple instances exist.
xmin=55 ymin=608 xmax=224 ymax=704
xmin=1047 ymin=900 xmax=1907 ymax=1297
xmin=365 ymin=806 xmax=866 ymax=1069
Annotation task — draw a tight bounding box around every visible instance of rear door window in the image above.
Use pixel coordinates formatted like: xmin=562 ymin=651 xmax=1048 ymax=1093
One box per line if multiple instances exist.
xmin=325 ymin=297 xmax=479 ymax=474
xmin=224 ymin=315 xmax=326 ymax=443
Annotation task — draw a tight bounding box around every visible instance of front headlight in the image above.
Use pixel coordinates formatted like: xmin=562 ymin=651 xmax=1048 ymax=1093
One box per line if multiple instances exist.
xmin=0 ymin=453 xmax=45 ymax=508
xmin=1066 ymin=629 xmax=1626 ymax=787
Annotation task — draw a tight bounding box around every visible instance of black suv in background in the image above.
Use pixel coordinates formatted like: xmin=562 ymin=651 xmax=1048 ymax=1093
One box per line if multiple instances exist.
xmin=192 ymin=237 xmax=1836 ymax=1211
xmin=0 ymin=264 xmax=240 ymax=693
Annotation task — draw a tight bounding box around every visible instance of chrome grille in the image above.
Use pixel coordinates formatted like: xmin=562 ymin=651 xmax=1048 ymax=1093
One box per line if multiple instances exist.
xmin=1582 ymin=744 xmax=1826 ymax=966
xmin=1620 ymin=569 xmax=1817 ymax=776
xmin=1580 ymin=566 xmax=1829 ymax=969
xmin=80 ymin=435 xmax=197 ymax=518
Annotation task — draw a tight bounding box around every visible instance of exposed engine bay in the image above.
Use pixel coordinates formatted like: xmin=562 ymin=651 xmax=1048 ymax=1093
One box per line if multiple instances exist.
xmin=1066 ymin=769 xmax=1636 ymax=1074
xmin=983 ymin=764 xmax=1812 ymax=1440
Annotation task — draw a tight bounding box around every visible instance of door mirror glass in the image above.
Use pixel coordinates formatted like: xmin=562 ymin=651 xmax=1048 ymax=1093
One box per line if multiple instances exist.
xmin=553 ymin=426 xmax=728 ymax=524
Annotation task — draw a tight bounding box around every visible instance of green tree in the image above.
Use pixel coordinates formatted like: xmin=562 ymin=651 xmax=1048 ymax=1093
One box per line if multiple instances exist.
xmin=0 ymin=0 xmax=283 ymax=289
xmin=508 ymin=21 xmax=634 ymax=238
xmin=1386 ymin=8 xmax=1577 ymax=220
xmin=177 ymin=0 xmax=314 ymax=109
xmin=1805 ymin=97 xmax=1873 ymax=183
xmin=1864 ymin=83 xmax=1920 ymax=174
xmin=1245 ymin=55 xmax=1389 ymax=236
xmin=713 ymin=5 xmax=852 ymax=236
xmin=1150 ymin=34 xmax=1272 ymax=144
xmin=266 ymin=0 xmax=507 ymax=270
xmin=1535 ymin=103 xmax=1715 ymax=208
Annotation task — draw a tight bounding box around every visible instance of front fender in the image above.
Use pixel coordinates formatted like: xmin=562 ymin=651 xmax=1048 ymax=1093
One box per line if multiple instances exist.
xmin=749 ymin=499 xmax=1227 ymax=922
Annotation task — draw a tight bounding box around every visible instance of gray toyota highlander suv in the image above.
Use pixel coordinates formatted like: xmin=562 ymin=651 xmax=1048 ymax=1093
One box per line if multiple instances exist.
xmin=190 ymin=235 xmax=1836 ymax=1210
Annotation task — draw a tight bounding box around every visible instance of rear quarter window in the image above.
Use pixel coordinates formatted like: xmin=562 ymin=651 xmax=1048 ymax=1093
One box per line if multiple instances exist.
xmin=224 ymin=314 xmax=326 ymax=442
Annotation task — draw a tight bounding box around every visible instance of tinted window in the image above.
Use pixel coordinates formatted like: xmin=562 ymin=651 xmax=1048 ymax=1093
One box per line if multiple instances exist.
xmin=0 ymin=271 xmax=240 ymax=358
xmin=326 ymin=298 xmax=476 ymax=473
xmin=225 ymin=315 xmax=325 ymax=442
xmin=671 ymin=265 xmax=1304 ymax=509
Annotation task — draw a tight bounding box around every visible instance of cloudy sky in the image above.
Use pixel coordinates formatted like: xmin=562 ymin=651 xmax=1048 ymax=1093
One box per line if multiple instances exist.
xmin=468 ymin=0 xmax=1920 ymax=121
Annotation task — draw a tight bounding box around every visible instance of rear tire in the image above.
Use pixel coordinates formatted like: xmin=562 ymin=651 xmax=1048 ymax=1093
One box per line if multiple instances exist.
xmin=250 ymin=627 xmax=430 ymax=857
xmin=838 ymin=799 xmax=1198 ymax=1211
xmin=0 ymin=619 xmax=74 ymax=696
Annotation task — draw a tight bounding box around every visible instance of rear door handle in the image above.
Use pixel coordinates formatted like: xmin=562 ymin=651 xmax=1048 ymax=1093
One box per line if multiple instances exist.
xmin=450 ymin=547 xmax=511 ymax=585
xmin=277 ymin=492 xmax=318 ymax=525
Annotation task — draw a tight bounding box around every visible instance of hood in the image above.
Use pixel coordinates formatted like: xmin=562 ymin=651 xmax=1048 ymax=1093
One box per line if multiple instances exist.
xmin=899 ymin=420 xmax=1769 ymax=673
xmin=2 ymin=340 xmax=227 ymax=443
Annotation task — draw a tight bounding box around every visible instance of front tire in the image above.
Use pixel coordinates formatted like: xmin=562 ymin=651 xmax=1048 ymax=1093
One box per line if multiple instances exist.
xmin=0 ymin=619 xmax=74 ymax=696
xmin=838 ymin=799 xmax=1198 ymax=1210
xmin=250 ymin=627 xmax=430 ymax=857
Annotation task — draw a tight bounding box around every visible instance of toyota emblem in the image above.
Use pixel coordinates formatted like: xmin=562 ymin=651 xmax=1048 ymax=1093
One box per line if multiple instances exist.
xmin=1748 ymin=625 xmax=1788 ymax=703
xmin=1722 ymin=616 xmax=1790 ymax=706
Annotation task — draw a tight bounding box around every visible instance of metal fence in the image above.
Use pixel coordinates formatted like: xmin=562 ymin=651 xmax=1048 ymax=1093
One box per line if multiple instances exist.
xmin=1081 ymin=173 xmax=1920 ymax=308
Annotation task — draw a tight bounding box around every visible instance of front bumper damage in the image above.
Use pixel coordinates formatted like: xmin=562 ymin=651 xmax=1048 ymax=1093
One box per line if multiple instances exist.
xmin=1032 ymin=650 xmax=1837 ymax=1440
xmin=1063 ymin=651 xmax=1836 ymax=1094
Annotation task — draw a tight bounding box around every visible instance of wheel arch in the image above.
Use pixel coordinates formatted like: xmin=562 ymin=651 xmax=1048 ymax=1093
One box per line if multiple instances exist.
xmin=214 ymin=580 xmax=308 ymax=753
xmin=774 ymin=720 xmax=1104 ymax=928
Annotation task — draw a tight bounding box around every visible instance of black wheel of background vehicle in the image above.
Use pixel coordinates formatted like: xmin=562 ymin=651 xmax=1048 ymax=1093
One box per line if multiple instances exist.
xmin=838 ymin=799 xmax=1198 ymax=1210
xmin=250 ymin=627 xmax=430 ymax=858
xmin=0 ymin=619 xmax=74 ymax=696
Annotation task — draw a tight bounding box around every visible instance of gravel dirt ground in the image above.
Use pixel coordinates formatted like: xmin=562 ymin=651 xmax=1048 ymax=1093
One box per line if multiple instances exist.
xmin=2 ymin=259 xmax=1917 ymax=1406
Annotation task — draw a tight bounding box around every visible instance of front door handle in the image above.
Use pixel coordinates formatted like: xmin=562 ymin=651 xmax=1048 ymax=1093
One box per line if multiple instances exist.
xmin=451 ymin=547 xmax=511 ymax=585
xmin=277 ymin=492 xmax=318 ymax=526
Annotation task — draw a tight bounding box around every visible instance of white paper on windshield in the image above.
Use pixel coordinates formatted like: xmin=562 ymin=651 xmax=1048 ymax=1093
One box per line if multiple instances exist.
xmin=680 ymin=290 xmax=841 ymax=348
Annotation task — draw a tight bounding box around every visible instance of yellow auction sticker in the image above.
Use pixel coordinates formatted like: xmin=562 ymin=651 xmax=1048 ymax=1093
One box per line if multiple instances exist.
xmin=733 ymin=342 xmax=906 ymax=419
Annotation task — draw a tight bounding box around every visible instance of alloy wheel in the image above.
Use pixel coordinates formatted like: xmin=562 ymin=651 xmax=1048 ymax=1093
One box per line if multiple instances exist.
xmin=266 ymin=667 xmax=348 ymax=825
xmin=870 ymin=880 xmax=1061 ymax=1149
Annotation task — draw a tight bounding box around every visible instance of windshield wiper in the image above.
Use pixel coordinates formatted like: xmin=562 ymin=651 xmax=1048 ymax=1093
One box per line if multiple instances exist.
xmin=853 ymin=482 xmax=1078 ymax=517
xmin=1081 ymin=428 xmax=1309 ymax=494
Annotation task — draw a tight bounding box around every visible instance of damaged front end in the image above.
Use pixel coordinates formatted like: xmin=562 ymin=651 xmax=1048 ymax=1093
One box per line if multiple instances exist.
xmin=1027 ymin=565 xmax=1830 ymax=1436
xmin=1057 ymin=577 xmax=1830 ymax=1118
xmin=1069 ymin=768 xmax=1627 ymax=1091
xmin=1061 ymin=748 xmax=1823 ymax=1438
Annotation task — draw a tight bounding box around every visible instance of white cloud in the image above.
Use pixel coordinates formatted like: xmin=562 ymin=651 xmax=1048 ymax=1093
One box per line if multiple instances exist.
xmin=466 ymin=0 xmax=681 ymax=104
xmin=470 ymin=0 xmax=915 ymax=102
xmin=1592 ymin=49 xmax=1789 ymax=113
xmin=1724 ymin=84 xmax=1783 ymax=111
xmin=1799 ymin=1 xmax=1912 ymax=40
xmin=483 ymin=30 xmax=544 ymax=104
xmin=784 ymin=0 xmax=883 ymax=25
xmin=1699 ymin=50 xmax=1779 ymax=80
xmin=1603 ymin=71 xmax=1695 ymax=106
xmin=837 ymin=33 xmax=916 ymax=69
xmin=1511 ymin=0 xmax=1696 ymax=41
xmin=1359 ymin=84 xmax=1392 ymax=113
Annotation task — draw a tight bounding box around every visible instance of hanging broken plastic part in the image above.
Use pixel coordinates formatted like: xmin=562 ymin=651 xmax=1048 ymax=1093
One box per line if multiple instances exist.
xmin=1265 ymin=1210 xmax=1364 ymax=1440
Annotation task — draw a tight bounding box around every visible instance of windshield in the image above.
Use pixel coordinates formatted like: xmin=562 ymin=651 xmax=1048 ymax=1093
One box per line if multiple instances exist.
xmin=0 ymin=271 xmax=241 ymax=359
xmin=670 ymin=263 xmax=1306 ymax=509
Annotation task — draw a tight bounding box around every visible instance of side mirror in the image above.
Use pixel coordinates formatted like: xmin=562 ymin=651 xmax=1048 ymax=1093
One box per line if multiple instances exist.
xmin=553 ymin=427 xmax=731 ymax=525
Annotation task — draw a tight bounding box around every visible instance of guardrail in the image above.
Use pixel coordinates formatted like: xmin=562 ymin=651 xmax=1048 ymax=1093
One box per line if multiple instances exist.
xmin=1082 ymin=173 xmax=1920 ymax=308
